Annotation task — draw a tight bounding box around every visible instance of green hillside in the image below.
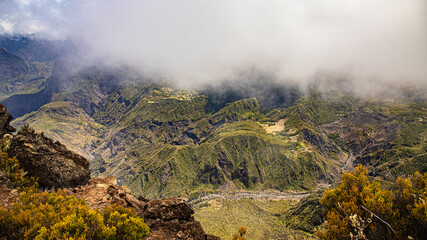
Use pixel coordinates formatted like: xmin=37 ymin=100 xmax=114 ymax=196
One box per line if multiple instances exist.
xmin=11 ymin=101 xmax=105 ymax=159
xmin=0 ymin=47 xmax=52 ymax=101
xmin=10 ymin=71 xmax=426 ymax=200
xmin=194 ymin=198 xmax=315 ymax=240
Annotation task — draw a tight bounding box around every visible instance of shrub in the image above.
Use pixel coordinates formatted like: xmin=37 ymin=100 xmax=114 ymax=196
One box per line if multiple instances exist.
xmin=316 ymin=165 xmax=427 ymax=240
xmin=0 ymin=189 xmax=149 ymax=240
xmin=0 ymin=151 xmax=37 ymax=190
xmin=0 ymin=151 xmax=149 ymax=240
xmin=231 ymin=226 xmax=247 ymax=240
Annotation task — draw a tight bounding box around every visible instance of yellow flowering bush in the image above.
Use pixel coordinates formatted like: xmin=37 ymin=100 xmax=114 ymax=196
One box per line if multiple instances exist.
xmin=317 ymin=165 xmax=426 ymax=240
xmin=0 ymin=151 xmax=149 ymax=240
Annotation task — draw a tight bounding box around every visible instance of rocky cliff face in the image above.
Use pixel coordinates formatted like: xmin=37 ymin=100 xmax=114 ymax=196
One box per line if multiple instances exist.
xmin=0 ymin=104 xmax=90 ymax=189
xmin=6 ymin=127 xmax=91 ymax=189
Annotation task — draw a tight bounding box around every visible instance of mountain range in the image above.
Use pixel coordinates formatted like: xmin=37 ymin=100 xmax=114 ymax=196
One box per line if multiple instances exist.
xmin=0 ymin=35 xmax=426 ymax=238
xmin=1 ymin=36 xmax=425 ymax=200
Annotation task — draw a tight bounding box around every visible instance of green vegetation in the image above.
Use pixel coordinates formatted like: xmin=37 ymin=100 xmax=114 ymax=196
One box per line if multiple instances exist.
xmin=284 ymin=191 xmax=324 ymax=233
xmin=285 ymin=92 xmax=357 ymax=129
xmin=0 ymin=151 xmax=149 ymax=240
xmin=211 ymin=98 xmax=262 ymax=123
xmin=13 ymin=86 xmax=346 ymax=198
xmin=0 ymin=47 xmax=53 ymax=101
xmin=355 ymin=102 xmax=427 ymax=178
xmin=317 ymin=165 xmax=427 ymax=240
xmin=107 ymin=116 xmax=337 ymax=198
xmin=0 ymin=191 xmax=149 ymax=240
xmin=12 ymin=101 xmax=105 ymax=159
xmin=0 ymin=151 xmax=37 ymax=190
xmin=92 ymin=83 xmax=205 ymax=125
xmin=74 ymin=86 xmax=343 ymax=198
xmin=11 ymin=78 xmax=426 ymax=201
xmin=193 ymin=198 xmax=315 ymax=240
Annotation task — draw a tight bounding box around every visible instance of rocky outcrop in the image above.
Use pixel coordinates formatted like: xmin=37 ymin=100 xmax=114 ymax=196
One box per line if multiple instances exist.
xmin=6 ymin=127 xmax=90 ymax=188
xmin=143 ymin=197 xmax=219 ymax=240
xmin=0 ymin=104 xmax=15 ymax=137
xmin=64 ymin=176 xmax=146 ymax=212
xmin=0 ymin=162 xmax=218 ymax=239
xmin=66 ymin=176 xmax=219 ymax=240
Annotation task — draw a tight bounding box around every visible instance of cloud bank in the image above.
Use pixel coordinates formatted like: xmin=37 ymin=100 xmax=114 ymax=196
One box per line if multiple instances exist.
xmin=1 ymin=0 xmax=426 ymax=88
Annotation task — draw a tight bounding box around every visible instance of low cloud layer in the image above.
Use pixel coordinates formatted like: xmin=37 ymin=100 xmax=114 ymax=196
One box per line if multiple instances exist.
xmin=1 ymin=0 xmax=427 ymax=89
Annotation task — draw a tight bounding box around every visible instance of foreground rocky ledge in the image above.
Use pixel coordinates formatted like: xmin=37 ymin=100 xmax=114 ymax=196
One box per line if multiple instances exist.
xmin=66 ymin=177 xmax=219 ymax=240
xmin=0 ymin=104 xmax=218 ymax=240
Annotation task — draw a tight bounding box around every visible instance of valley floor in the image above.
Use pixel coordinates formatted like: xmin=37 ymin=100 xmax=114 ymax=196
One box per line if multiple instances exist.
xmin=189 ymin=190 xmax=311 ymax=205
xmin=194 ymin=198 xmax=316 ymax=240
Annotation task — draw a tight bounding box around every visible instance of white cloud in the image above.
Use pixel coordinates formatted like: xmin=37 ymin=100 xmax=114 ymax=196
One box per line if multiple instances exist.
xmin=0 ymin=20 xmax=14 ymax=33
xmin=1 ymin=0 xmax=426 ymax=88
xmin=0 ymin=0 xmax=68 ymax=37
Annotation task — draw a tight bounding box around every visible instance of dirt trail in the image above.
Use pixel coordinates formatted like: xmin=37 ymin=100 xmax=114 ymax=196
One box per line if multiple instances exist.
xmin=189 ymin=191 xmax=311 ymax=205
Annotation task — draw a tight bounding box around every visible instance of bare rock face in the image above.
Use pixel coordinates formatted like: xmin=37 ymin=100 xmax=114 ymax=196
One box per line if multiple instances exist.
xmin=65 ymin=176 xmax=146 ymax=212
xmin=0 ymin=104 xmax=15 ymax=137
xmin=66 ymin=177 xmax=219 ymax=240
xmin=146 ymin=219 xmax=215 ymax=240
xmin=6 ymin=127 xmax=90 ymax=188
xmin=143 ymin=198 xmax=220 ymax=240
xmin=143 ymin=198 xmax=194 ymax=222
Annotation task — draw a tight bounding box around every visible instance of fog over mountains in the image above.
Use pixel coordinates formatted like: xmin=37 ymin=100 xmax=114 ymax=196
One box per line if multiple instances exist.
xmin=1 ymin=0 xmax=426 ymax=91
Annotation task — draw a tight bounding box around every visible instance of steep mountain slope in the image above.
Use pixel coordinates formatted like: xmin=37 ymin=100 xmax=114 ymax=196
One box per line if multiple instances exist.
xmin=324 ymin=101 xmax=427 ymax=179
xmin=0 ymin=36 xmax=57 ymax=102
xmin=0 ymin=47 xmax=29 ymax=80
xmin=11 ymin=101 xmax=105 ymax=159
xmin=0 ymin=47 xmax=52 ymax=101
xmin=11 ymin=70 xmax=427 ymax=200
xmin=107 ymin=90 xmax=345 ymax=197
xmin=11 ymin=75 xmax=350 ymax=198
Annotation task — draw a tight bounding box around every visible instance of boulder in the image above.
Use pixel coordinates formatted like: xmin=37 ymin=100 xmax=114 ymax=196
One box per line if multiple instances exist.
xmin=145 ymin=219 xmax=219 ymax=240
xmin=7 ymin=127 xmax=90 ymax=188
xmin=142 ymin=198 xmax=219 ymax=239
xmin=143 ymin=198 xmax=194 ymax=222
